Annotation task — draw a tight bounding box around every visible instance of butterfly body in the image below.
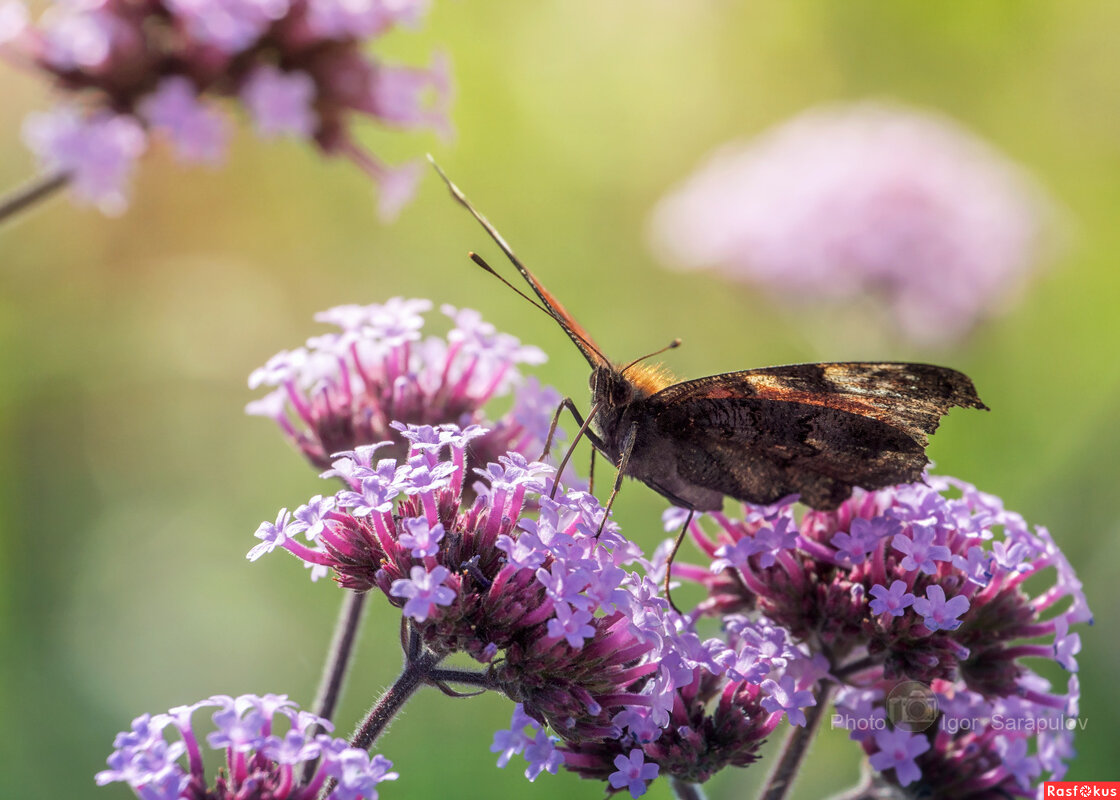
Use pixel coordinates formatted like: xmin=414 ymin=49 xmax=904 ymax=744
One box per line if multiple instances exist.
xmin=432 ymin=162 xmax=987 ymax=514
xmin=588 ymin=360 xmax=983 ymax=511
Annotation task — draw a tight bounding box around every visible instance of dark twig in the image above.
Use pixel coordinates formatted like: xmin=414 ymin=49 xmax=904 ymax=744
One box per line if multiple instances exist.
xmin=0 ymin=171 xmax=69 ymax=225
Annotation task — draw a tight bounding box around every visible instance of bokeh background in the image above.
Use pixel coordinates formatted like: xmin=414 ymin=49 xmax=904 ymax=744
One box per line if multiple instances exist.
xmin=2 ymin=1 xmax=1118 ymax=797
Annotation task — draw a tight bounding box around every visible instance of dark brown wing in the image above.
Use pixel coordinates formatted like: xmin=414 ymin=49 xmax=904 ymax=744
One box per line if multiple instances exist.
xmin=647 ymin=362 xmax=986 ymax=446
xmin=640 ymin=363 xmax=985 ymax=510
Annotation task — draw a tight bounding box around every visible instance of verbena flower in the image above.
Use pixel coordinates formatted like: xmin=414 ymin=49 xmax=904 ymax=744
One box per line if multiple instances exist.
xmin=674 ymin=474 xmax=1090 ymax=792
xmin=553 ymin=615 xmax=809 ymax=792
xmin=2 ymin=0 xmax=450 ymax=217
xmin=96 ymin=693 xmax=397 ymax=800
xmin=494 ymin=552 xmax=822 ymax=793
xmin=246 ymin=299 xmax=558 ymax=483
xmin=648 ymin=102 xmax=1053 ymax=345
xmin=836 ymin=677 xmax=1081 ymax=797
xmin=251 ymin=423 xmax=813 ymax=796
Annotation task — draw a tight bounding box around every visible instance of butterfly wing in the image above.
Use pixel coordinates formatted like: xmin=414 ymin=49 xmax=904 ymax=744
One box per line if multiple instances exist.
xmin=639 ymin=363 xmax=985 ymax=510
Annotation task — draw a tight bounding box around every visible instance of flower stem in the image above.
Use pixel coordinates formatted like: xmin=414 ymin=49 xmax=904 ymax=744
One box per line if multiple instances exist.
xmin=300 ymin=591 xmax=369 ymax=784
xmin=318 ymin=646 xmax=443 ymax=799
xmin=757 ymin=681 xmax=836 ymax=800
xmin=314 ymin=591 xmax=369 ymax=723
xmin=833 ymin=655 xmax=878 ymax=680
xmin=824 ymin=766 xmax=904 ymax=800
xmin=0 ymin=171 xmax=69 ymax=225
xmin=426 ymin=667 xmax=495 ymax=689
xmin=350 ymin=647 xmax=443 ymax=751
xmin=670 ymin=778 xmax=707 ymax=800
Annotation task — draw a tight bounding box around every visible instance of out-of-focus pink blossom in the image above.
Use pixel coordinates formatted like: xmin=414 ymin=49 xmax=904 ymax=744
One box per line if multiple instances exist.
xmin=240 ymin=65 xmax=319 ymax=138
xmin=22 ymin=106 xmax=146 ymax=214
xmin=2 ymin=0 xmax=449 ymax=217
xmin=649 ymin=103 xmax=1054 ymax=345
xmin=138 ymin=77 xmax=230 ymax=164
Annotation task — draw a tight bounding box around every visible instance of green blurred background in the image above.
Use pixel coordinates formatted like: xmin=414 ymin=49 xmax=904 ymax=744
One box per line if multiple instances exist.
xmin=2 ymin=1 xmax=1118 ymax=797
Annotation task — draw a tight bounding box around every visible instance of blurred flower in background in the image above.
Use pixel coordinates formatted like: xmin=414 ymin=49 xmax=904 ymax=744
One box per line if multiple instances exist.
xmin=648 ymin=103 xmax=1055 ymax=346
xmin=0 ymin=0 xmax=450 ymax=218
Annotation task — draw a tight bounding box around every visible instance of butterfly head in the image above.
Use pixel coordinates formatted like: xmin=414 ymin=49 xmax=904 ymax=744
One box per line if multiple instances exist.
xmin=591 ymin=362 xmax=676 ymax=409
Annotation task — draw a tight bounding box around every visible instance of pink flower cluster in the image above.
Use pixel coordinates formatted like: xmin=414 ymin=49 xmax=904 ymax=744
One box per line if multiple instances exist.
xmin=97 ymin=693 xmax=397 ymax=800
xmin=672 ymin=474 xmax=1088 ymax=795
xmin=649 ymin=103 xmax=1053 ymax=345
xmin=1 ymin=0 xmax=450 ymax=216
xmin=251 ymin=422 xmax=826 ymax=797
xmin=246 ymin=298 xmax=558 ymax=480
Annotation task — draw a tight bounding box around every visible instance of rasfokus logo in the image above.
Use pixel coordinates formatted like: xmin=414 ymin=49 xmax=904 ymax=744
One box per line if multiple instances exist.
xmin=1043 ymin=782 xmax=1119 ymax=797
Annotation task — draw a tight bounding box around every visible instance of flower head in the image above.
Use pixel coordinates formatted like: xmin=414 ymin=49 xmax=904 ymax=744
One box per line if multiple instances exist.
xmin=842 ymin=677 xmax=1079 ymax=798
xmin=4 ymin=0 xmax=449 ymax=216
xmin=96 ymin=693 xmax=398 ymax=800
xmin=250 ymin=421 xmax=804 ymax=795
xmin=649 ymin=102 xmax=1053 ymax=345
xmin=678 ymin=474 xmax=1089 ymax=793
xmin=246 ymin=299 xmax=558 ymax=490
xmin=251 ymin=423 xmax=682 ymax=739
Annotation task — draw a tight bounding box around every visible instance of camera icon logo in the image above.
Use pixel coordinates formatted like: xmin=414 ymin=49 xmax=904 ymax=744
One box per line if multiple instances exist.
xmin=886 ymin=681 xmax=938 ymax=732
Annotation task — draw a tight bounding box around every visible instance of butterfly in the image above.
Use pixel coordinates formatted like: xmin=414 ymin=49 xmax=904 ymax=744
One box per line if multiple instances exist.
xmin=431 ymin=162 xmax=987 ymax=593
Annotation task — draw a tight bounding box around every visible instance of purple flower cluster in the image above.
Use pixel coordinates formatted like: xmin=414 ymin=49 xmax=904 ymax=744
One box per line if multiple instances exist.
xmin=837 ymin=679 xmax=1079 ymax=798
xmin=251 ymin=422 xmax=825 ymax=797
xmin=246 ymin=298 xmax=558 ymax=481
xmin=552 ymin=614 xmax=811 ymax=791
xmin=672 ymin=474 xmax=1089 ymax=794
xmin=96 ymin=693 xmax=397 ymax=800
xmin=2 ymin=0 xmax=450 ymax=216
xmin=648 ymin=102 xmax=1052 ymax=345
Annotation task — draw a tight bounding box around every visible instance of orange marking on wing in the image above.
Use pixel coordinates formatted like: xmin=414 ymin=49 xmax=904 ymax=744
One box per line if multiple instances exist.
xmin=699 ymin=387 xmax=737 ymax=399
xmin=746 ymin=374 xmax=897 ymax=420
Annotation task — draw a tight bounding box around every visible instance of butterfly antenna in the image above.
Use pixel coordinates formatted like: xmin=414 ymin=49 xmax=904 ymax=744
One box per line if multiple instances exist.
xmin=468 ymin=252 xmax=553 ymax=319
xmin=620 ymin=339 xmax=682 ymax=377
xmin=429 ymin=157 xmax=611 ymax=368
xmin=430 ymin=157 xmax=523 ymax=265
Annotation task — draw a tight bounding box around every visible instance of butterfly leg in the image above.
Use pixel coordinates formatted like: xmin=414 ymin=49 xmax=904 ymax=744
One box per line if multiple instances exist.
xmin=539 ymin=398 xmax=582 ymax=461
xmin=545 ymin=400 xmax=606 ymax=500
xmin=594 ymin=422 xmax=638 ymax=537
xmin=663 ymin=509 xmax=696 ymax=614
